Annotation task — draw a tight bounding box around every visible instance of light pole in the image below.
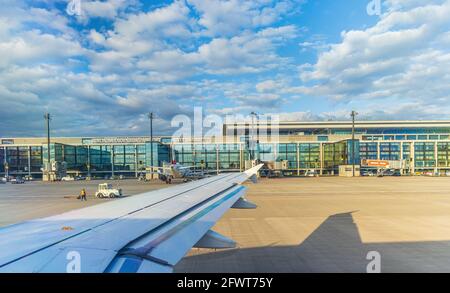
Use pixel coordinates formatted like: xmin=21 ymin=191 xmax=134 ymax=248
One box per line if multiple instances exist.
xmin=44 ymin=113 xmax=51 ymax=181
xmin=3 ymin=148 xmax=8 ymax=179
xmin=44 ymin=113 xmax=51 ymax=166
xmin=250 ymin=112 xmax=259 ymax=160
xmin=351 ymin=110 xmax=358 ymax=177
xmin=147 ymin=112 xmax=154 ymax=177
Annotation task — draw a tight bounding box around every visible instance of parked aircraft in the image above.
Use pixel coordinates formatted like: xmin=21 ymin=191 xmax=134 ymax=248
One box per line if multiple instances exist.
xmin=156 ymin=161 xmax=218 ymax=183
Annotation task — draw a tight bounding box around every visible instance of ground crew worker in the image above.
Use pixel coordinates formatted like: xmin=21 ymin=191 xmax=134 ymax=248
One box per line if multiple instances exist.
xmin=80 ymin=188 xmax=87 ymax=201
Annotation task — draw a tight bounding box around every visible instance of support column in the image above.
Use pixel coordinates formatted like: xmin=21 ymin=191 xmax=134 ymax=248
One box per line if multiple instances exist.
xmin=435 ymin=141 xmax=439 ymax=174
xmin=411 ymin=142 xmax=415 ymax=175
xmin=319 ymin=142 xmax=324 ymax=176
xmin=170 ymin=143 xmax=174 ymax=163
xmin=27 ymin=146 xmax=31 ymax=177
xmin=377 ymin=141 xmax=381 ymax=160
xmin=400 ymin=142 xmax=403 ymax=175
xmin=74 ymin=146 xmax=77 ymax=175
xmin=135 ymin=144 xmax=138 ymax=178
xmin=87 ymin=145 xmax=91 ymax=178
xmin=273 ymin=143 xmax=277 ymax=163
xmin=192 ymin=145 xmax=196 ymax=173
xmin=3 ymin=147 xmax=7 ymax=177
xmin=239 ymin=144 xmax=243 ymax=172
xmin=216 ymin=144 xmax=219 ymax=175
xmin=297 ymin=143 xmax=300 ymax=176
xmin=111 ymin=145 xmax=115 ymax=177
xmin=62 ymin=145 xmax=65 ymax=163
xmin=331 ymin=145 xmax=335 ymax=176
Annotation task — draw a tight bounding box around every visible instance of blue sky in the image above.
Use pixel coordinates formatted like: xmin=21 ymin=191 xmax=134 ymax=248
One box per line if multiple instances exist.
xmin=1 ymin=0 xmax=450 ymax=136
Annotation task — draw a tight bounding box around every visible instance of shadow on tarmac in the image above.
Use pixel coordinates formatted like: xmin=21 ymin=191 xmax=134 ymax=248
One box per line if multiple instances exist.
xmin=175 ymin=212 xmax=450 ymax=273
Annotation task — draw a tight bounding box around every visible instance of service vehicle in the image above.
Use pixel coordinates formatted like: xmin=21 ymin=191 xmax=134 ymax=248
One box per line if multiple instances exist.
xmin=95 ymin=183 xmax=123 ymax=198
xmin=11 ymin=177 xmax=25 ymax=184
xmin=305 ymin=170 xmax=318 ymax=177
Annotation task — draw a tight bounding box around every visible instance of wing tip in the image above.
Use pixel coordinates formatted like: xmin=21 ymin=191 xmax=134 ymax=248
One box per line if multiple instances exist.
xmin=244 ymin=163 xmax=264 ymax=177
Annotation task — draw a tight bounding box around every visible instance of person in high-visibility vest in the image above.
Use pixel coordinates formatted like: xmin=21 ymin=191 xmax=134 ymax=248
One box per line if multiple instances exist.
xmin=79 ymin=188 xmax=87 ymax=201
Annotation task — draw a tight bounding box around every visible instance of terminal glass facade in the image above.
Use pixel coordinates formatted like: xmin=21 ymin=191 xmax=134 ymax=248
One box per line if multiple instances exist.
xmin=145 ymin=142 xmax=170 ymax=168
xmin=4 ymin=121 xmax=450 ymax=177
xmin=0 ymin=147 xmax=4 ymax=173
xmin=323 ymin=141 xmax=347 ymax=170
xmin=113 ymin=145 xmax=137 ymax=172
xmin=89 ymin=145 xmax=112 ymax=172
xmin=257 ymin=144 xmax=275 ymax=162
xmin=3 ymin=139 xmax=450 ymax=177
xmin=414 ymin=143 xmax=436 ymax=168
xmin=380 ymin=143 xmax=401 ymax=161
xmin=360 ymin=142 xmax=378 ymax=160
xmin=298 ymin=144 xmax=320 ymax=169
xmin=30 ymin=146 xmax=43 ymax=172
xmin=438 ymin=143 xmax=450 ymax=167
xmin=172 ymin=144 xmax=241 ymax=171
xmin=277 ymin=144 xmax=298 ymax=169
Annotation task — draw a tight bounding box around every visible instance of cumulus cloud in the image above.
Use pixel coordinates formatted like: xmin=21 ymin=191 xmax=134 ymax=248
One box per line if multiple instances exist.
xmin=0 ymin=0 xmax=307 ymax=136
xmin=297 ymin=0 xmax=450 ymax=118
xmin=0 ymin=31 xmax=84 ymax=69
xmin=188 ymin=0 xmax=301 ymax=37
xmin=6 ymin=0 xmax=449 ymax=137
xmin=81 ymin=0 xmax=130 ymax=19
xmin=256 ymin=80 xmax=278 ymax=92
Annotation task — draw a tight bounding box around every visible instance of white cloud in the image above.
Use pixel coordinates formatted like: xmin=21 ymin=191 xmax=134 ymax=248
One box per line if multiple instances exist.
xmin=112 ymin=0 xmax=191 ymax=40
xmin=198 ymin=25 xmax=299 ymax=74
xmin=236 ymin=93 xmax=282 ymax=108
xmin=88 ymin=29 xmax=106 ymax=44
xmin=188 ymin=0 xmax=301 ymax=37
xmin=0 ymin=30 xmax=84 ymax=69
xmin=256 ymin=80 xmax=278 ymax=92
xmin=134 ymin=24 xmax=298 ymax=76
xmin=82 ymin=0 xmax=129 ymax=19
xmin=297 ymin=0 xmax=450 ymax=115
xmin=0 ymin=0 xmax=307 ymax=136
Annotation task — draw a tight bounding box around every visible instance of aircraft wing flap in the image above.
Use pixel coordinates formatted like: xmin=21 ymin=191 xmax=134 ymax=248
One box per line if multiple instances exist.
xmin=105 ymin=185 xmax=248 ymax=272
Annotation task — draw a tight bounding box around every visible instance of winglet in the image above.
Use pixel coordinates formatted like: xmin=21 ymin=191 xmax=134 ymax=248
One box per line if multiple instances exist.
xmin=243 ymin=164 xmax=263 ymax=183
xmin=244 ymin=164 xmax=264 ymax=178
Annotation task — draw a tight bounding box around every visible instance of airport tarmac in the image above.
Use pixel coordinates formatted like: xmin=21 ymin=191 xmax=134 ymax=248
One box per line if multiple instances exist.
xmin=176 ymin=176 xmax=450 ymax=273
xmin=0 ymin=179 xmax=169 ymax=227
xmin=3 ymin=176 xmax=450 ymax=272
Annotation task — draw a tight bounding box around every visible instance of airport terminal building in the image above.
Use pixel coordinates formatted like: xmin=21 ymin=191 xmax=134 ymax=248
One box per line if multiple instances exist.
xmin=2 ymin=120 xmax=450 ymax=178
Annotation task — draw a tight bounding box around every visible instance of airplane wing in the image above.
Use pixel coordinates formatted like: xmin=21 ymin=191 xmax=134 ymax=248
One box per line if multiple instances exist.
xmin=0 ymin=164 xmax=263 ymax=273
